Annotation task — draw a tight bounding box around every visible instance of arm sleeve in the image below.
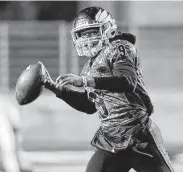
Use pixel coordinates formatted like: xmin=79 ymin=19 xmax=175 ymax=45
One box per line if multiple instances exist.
xmin=55 ymin=85 xmax=97 ymax=114
xmin=93 ymin=44 xmax=137 ymax=92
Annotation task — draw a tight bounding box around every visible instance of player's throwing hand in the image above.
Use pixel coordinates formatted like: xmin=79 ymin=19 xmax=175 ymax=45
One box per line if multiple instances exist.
xmin=56 ymin=74 xmax=83 ymax=87
xmin=38 ymin=61 xmax=55 ymax=88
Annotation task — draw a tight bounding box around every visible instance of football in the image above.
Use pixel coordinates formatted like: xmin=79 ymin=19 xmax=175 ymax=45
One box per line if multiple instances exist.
xmin=15 ymin=62 xmax=44 ymax=105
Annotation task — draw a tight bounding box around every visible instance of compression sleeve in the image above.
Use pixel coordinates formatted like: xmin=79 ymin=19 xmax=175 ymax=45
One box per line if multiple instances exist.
xmin=55 ymin=85 xmax=97 ymax=114
xmin=45 ymin=82 xmax=96 ymax=114
xmin=93 ymin=76 xmax=134 ymax=92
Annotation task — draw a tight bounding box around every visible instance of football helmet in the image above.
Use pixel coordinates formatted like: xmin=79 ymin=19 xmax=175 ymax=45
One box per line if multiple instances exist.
xmin=71 ymin=6 xmax=117 ymax=57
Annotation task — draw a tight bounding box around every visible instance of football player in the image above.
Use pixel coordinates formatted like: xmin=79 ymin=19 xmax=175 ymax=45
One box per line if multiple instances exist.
xmin=42 ymin=6 xmax=174 ymax=172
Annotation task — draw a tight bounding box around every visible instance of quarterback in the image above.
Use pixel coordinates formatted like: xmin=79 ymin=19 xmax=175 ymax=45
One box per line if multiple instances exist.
xmin=42 ymin=6 xmax=174 ymax=172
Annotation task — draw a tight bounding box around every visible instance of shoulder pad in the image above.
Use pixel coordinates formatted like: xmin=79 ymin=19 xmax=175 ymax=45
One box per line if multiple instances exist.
xmin=112 ymin=40 xmax=137 ymax=64
xmin=104 ymin=39 xmax=137 ymax=64
xmin=109 ymin=32 xmax=136 ymax=45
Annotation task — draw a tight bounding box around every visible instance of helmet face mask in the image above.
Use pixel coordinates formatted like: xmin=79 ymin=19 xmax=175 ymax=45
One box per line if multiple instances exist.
xmin=71 ymin=7 xmax=117 ymax=58
xmin=72 ymin=25 xmax=103 ymax=57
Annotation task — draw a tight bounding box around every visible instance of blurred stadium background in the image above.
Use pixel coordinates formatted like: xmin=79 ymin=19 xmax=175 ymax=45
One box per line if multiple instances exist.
xmin=0 ymin=1 xmax=183 ymax=172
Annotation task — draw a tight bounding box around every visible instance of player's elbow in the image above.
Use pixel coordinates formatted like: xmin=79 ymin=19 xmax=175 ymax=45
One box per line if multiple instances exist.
xmin=86 ymin=109 xmax=97 ymax=115
xmin=125 ymin=84 xmax=134 ymax=92
xmin=120 ymin=76 xmax=137 ymax=92
xmin=83 ymin=104 xmax=97 ymax=114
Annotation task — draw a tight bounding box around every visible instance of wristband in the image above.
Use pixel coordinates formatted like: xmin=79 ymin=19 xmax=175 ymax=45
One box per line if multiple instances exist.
xmin=81 ymin=76 xmax=88 ymax=87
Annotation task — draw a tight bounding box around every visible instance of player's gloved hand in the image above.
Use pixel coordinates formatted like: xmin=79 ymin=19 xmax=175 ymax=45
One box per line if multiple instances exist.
xmin=38 ymin=61 xmax=56 ymax=89
xmin=56 ymin=73 xmax=83 ymax=87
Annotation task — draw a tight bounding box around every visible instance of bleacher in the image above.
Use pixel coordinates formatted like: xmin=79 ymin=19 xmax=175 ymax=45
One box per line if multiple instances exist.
xmin=139 ymin=25 xmax=183 ymax=89
xmin=9 ymin=22 xmax=60 ymax=89
xmin=6 ymin=22 xmax=183 ymax=90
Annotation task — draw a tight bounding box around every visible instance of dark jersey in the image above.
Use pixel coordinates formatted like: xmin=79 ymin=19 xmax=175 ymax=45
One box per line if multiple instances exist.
xmin=80 ymin=39 xmax=154 ymax=153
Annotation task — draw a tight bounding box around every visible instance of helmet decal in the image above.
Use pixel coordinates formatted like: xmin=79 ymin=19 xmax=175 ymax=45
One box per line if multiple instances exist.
xmin=95 ymin=9 xmax=102 ymax=21
xmin=96 ymin=9 xmax=108 ymax=22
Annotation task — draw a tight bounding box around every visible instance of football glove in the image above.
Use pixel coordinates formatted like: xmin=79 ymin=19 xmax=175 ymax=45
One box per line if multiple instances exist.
xmin=38 ymin=61 xmax=56 ymax=89
xmin=56 ymin=73 xmax=83 ymax=87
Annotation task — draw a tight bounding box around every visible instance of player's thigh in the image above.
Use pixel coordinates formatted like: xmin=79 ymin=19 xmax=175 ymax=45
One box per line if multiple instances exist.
xmin=132 ymin=152 xmax=168 ymax=172
xmin=147 ymin=121 xmax=174 ymax=172
xmin=143 ymin=141 xmax=174 ymax=172
xmin=85 ymin=149 xmax=131 ymax=172
xmin=133 ymin=129 xmax=174 ymax=171
xmin=133 ymin=148 xmax=173 ymax=172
